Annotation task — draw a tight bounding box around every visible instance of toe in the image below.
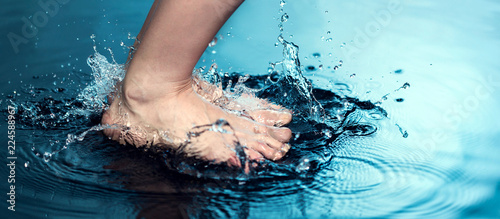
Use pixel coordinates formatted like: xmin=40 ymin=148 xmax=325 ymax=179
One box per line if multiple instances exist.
xmin=245 ymin=148 xmax=264 ymax=161
xmin=269 ymin=127 xmax=292 ymax=143
xmin=227 ymin=156 xmax=241 ymax=167
xmin=268 ymin=102 xmax=292 ymax=113
xmin=240 ymin=119 xmax=292 ymax=143
xmin=245 ymin=133 xmax=291 ymax=161
xmin=248 ymin=110 xmax=292 ymax=127
xmin=247 ymin=141 xmax=283 ymax=161
xmin=256 ymin=134 xmax=286 ymax=151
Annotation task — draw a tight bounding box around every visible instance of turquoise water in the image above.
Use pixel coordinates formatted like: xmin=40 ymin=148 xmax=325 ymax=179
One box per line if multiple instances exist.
xmin=1 ymin=0 xmax=500 ymax=218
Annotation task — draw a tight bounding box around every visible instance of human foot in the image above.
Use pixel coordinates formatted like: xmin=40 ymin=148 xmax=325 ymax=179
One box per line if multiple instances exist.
xmin=102 ymin=77 xmax=293 ymax=167
xmin=192 ymin=76 xmax=293 ymax=126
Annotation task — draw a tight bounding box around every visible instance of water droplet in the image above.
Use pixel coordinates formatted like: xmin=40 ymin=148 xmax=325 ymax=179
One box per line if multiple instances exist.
xmin=394 ymin=69 xmax=403 ymax=74
xmin=333 ymin=66 xmax=339 ymax=70
xmin=294 ymin=133 xmax=301 ymax=140
xmin=305 ymin=66 xmax=316 ymax=72
xmin=281 ymin=13 xmax=289 ymax=22
xmin=402 ymin=131 xmax=409 ymax=138
xmin=350 ymin=73 xmax=356 ymax=78
xmin=208 ymin=37 xmax=218 ymax=47
xmin=396 ymin=124 xmax=408 ymax=138
xmin=43 ymin=152 xmax=52 ymax=162
xmin=395 ymin=98 xmax=404 ymax=102
xmin=277 ymin=34 xmax=284 ymax=43
xmin=402 ymin=82 xmax=410 ymax=89
xmin=312 ymin=53 xmax=321 ymax=58
xmin=327 ymin=31 xmax=331 ymax=35
xmin=24 ymin=161 xmax=30 ymax=169
xmin=296 ymin=158 xmax=311 ymax=172
xmin=280 ymin=0 xmax=286 ymax=7
xmin=323 ymin=129 xmax=332 ymax=138
xmin=326 ymin=38 xmax=332 ymax=42
xmin=325 ymin=10 xmax=329 ymax=14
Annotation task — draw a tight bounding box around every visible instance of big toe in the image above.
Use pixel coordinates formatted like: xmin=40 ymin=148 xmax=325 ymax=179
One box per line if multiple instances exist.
xmin=266 ymin=126 xmax=292 ymax=143
xmin=248 ymin=109 xmax=292 ymax=127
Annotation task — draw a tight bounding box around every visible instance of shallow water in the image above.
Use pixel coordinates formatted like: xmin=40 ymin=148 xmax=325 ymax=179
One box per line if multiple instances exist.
xmin=1 ymin=0 xmax=500 ymax=218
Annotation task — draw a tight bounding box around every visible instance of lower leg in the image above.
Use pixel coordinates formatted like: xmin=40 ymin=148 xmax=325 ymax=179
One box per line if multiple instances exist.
xmin=124 ymin=0 xmax=243 ymax=102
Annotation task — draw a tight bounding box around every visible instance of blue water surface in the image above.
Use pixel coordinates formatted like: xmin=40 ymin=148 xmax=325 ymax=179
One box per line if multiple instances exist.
xmin=1 ymin=0 xmax=500 ymax=218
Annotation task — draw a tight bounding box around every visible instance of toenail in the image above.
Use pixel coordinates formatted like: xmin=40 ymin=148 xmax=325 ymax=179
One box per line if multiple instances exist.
xmin=273 ymin=151 xmax=283 ymax=161
xmin=281 ymin=143 xmax=291 ymax=153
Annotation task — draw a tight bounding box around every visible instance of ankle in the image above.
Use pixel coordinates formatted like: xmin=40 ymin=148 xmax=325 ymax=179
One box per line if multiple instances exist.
xmin=122 ymin=77 xmax=149 ymax=104
xmin=121 ymin=74 xmax=194 ymax=107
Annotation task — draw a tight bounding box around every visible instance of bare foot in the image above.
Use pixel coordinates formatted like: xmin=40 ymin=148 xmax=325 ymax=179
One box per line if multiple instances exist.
xmin=102 ymin=75 xmax=292 ymax=167
xmin=192 ymin=76 xmax=293 ymax=126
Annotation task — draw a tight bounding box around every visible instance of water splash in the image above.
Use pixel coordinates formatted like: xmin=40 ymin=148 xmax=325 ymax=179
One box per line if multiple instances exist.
xmin=375 ymin=82 xmax=410 ymax=105
xmin=6 ymin=11 xmax=391 ymax=180
xmin=41 ymin=124 xmax=126 ymax=162
xmin=396 ymin=123 xmax=409 ymax=138
xmin=77 ymin=51 xmax=125 ymax=112
xmin=8 ymin=50 xmax=383 ymax=180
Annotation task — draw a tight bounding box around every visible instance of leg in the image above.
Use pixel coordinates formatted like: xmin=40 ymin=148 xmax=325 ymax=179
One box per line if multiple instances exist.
xmin=125 ymin=0 xmax=243 ymax=99
xmin=102 ymin=0 xmax=292 ymax=166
